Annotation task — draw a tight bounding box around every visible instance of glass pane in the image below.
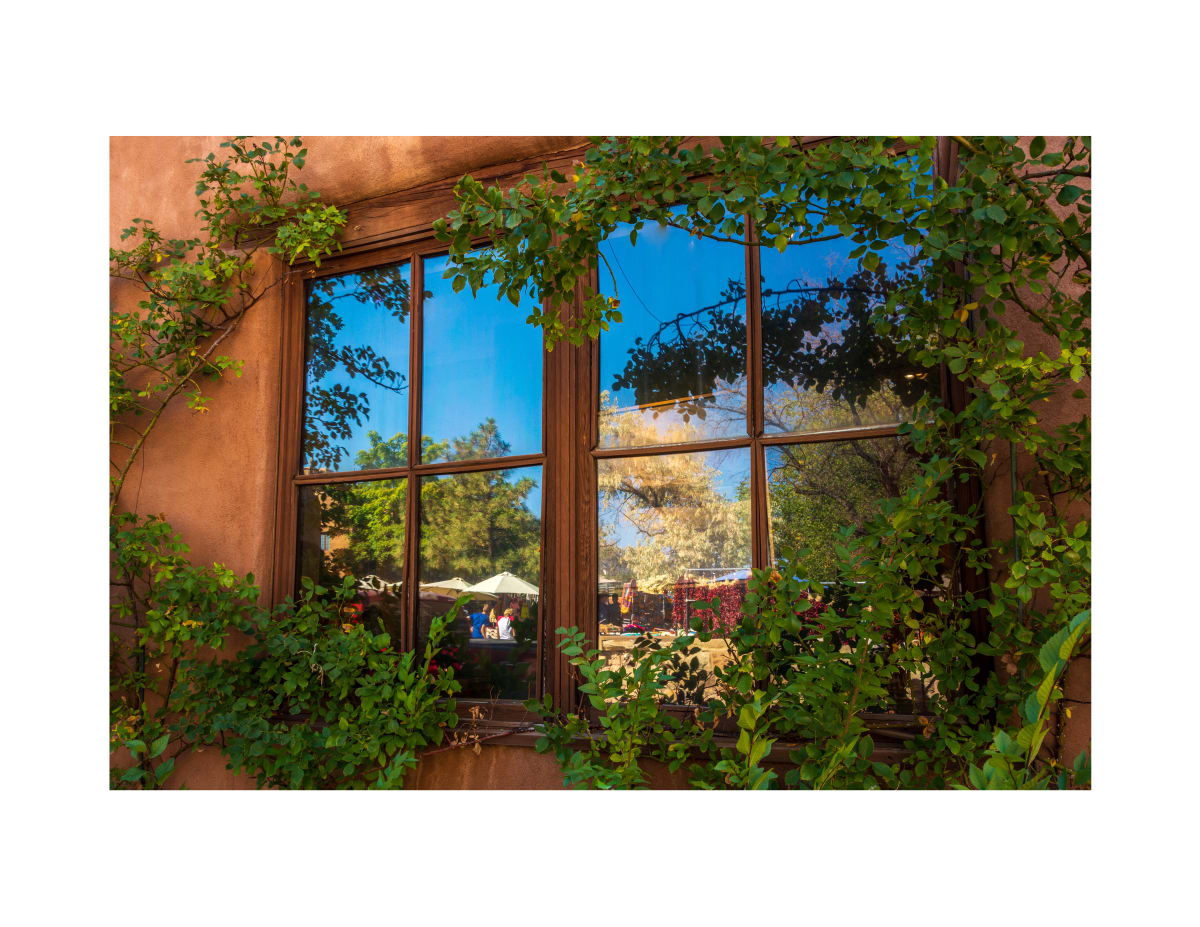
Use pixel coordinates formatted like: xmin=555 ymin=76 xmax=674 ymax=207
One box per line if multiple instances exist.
xmin=296 ymin=478 xmax=407 ymax=643
xmin=421 ymin=254 xmax=543 ymax=462
xmin=598 ymin=214 xmax=748 ymax=447
xmin=416 ymin=465 xmax=542 ymax=701
xmin=766 ymin=437 xmax=920 ymax=580
xmin=766 ymin=437 xmax=930 ymax=711
xmin=302 ymin=263 xmax=412 ymax=473
xmin=759 ymin=236 xmax=931 ymax=435
xmin=597 ymin=448 xmax=751 ymax=702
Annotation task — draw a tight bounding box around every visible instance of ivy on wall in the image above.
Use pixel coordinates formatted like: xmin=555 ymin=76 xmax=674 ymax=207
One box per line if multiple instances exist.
xmin=438 ymin=136 xmax=1091 ymax=788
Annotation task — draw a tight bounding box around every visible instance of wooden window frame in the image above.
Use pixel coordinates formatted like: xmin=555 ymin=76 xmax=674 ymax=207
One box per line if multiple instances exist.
xmin=271 ymin=137 xmax=979 ymax=723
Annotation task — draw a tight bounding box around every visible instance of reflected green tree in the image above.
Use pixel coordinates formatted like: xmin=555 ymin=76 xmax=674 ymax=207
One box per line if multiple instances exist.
xmin=612 ymin=252 xmax=929 ymax=427
xmin=303 ymin=264 xmax=425 ymax=472
xmin=420 ymin=419 xmax=540 ymax=583
xmin=309 ymin=420 xmax=540 ymax=589
xmin=767 ymin=435 xmax=920 ymax=582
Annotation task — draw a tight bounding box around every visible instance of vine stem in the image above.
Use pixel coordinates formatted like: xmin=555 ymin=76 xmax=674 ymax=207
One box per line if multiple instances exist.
xmin=109 ymin=314 xmax=245 ymax=516
xmin=109 ymin=267 xmax=287 ymax=516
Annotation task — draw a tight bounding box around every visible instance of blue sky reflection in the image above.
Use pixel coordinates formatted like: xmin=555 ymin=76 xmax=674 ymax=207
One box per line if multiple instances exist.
xmin=422 ymin=253 xmax=543 ymax=461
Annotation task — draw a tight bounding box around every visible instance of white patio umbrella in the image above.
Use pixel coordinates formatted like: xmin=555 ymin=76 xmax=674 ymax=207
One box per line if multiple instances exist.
xmin=420 ymin=576 xmax=473 ymax=594
xmin=465 ymin=571 xmax=539 ymax=597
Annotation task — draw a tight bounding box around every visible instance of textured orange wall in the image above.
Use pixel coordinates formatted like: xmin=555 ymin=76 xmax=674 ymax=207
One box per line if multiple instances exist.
xmin=980 ymin=136 xmax=1091 ymax=765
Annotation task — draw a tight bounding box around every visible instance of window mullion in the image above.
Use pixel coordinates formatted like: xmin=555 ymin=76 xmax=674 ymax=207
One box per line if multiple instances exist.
xmin=746 ymin=218 xmax=763 ymax=440
xmin=401 ymin=256 xmax=425 ymax=654
xmin=746 ymin=218 xmax=769 ymax=571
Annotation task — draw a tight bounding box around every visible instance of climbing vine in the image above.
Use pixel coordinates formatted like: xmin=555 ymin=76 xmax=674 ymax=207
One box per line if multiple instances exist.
xmin=438 ymin=136 xmax=1091 ymax=788
xmin=109 ymin=138 xmax=464 ymax=789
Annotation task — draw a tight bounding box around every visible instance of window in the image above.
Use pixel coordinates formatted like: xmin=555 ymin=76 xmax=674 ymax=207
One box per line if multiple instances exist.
xmin=289 ymin=245 xmax=546 ymax=703
xmin=593 ymin=211 xmax=930 ymax=705
xmin=274 ymin=141 xmax=954 ymax=716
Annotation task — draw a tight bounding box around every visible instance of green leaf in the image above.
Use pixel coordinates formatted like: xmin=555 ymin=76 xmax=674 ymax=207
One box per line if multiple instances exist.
xmin=1029 ymin=137 xmax=1046 ymax=158
xmin=1035 ymin=670 xmax=1057 ymax=710
xmin=149 ymin=734 xmax=170 ymax=759
xmin=1057 ymin=185 xmax=1083 ymax=205
xmin=154 ymin=757 xmax=176 ymax=784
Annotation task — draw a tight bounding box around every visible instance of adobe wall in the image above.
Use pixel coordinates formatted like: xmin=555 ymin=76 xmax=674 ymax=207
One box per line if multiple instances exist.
xmin=110 ymin=136 xmax=1090 ymax=789
xmin=980 ymin=137 xmax=1091 ymax=766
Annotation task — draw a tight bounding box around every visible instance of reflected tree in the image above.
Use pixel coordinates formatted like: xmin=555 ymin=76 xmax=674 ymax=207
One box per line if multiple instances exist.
xmin=308 ymin=420 xmax=540 ymax=588
xmin=611 ymin=250 xmax=930 ymax=428
xmin=420 ymin=420 xmax=541 ymax=583
xmin=303 ymin=264 xmax=423 ymax=471
xmin=312 ymin=430 xmax=446 ymax=585
xmin=598 ymin=428 xmax=751 ymax=589
xmin=767 ymin=436 xmax=920 ymax=582
xmin=610 ymin=276 xmax=747 ymax=427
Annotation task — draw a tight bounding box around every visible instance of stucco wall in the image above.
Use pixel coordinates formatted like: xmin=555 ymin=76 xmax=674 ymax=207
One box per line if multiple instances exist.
xmin=980 ymin=137 xmax=1091 ymax=766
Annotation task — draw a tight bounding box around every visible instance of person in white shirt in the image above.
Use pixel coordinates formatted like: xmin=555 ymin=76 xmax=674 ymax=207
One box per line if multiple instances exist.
xmin=496 ymin=606 xmax=517 ymax=640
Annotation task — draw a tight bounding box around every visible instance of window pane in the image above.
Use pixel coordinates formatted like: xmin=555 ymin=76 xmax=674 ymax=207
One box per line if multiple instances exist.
xmin=766 ymin=437 xmax=934 ymax=712
xmin=759 ymin=237 xmax=931 ymax=436
xmin=598 ymin=448 xmax=751 ymax=702
xmin=766 ymin=437 xmax=920 ymax=579
xmin=303 ymin=263 xmax=412 ymax=473
xmin=421 ymin=254 xmax=542 ymax=462
xmin=296 ymin=478 xmax=407 ymax=643
xmin=598 ymin=216 xmax=748 ymax=447
xmin=416 ymin=465 xmax=542 ymax=701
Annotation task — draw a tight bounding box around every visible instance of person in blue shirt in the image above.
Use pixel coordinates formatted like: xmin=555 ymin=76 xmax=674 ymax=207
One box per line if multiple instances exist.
xmin=469 ymin=610 xmax=491 ymax=639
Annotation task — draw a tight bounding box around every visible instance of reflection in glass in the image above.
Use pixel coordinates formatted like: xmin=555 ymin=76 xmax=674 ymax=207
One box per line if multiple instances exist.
xmin=296 ymin=478 xmax=407 ymax=643
xmin=759 ymin=236 xmax=930 ymax=435
xmin=766 ymin=437 xmax=933 ymax=711
xmin=416 ymin=465 xmax=542 ymax=701
xmin=766 ymin=437 xmax=920 ymax=580
xmin=421 ymin=254 xmax=542 ymax=462
xmin=302 ymin=263 xmax=412 ymax=473
xmin=597 ymin=448 xmax=751 ymax=701
xmin=598 ymin=214 xmax=748 ymax=447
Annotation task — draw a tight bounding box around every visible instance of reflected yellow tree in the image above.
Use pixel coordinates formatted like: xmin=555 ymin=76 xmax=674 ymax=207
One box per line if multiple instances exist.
xmin=598 ymin=394 xmax=750 ymax=591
